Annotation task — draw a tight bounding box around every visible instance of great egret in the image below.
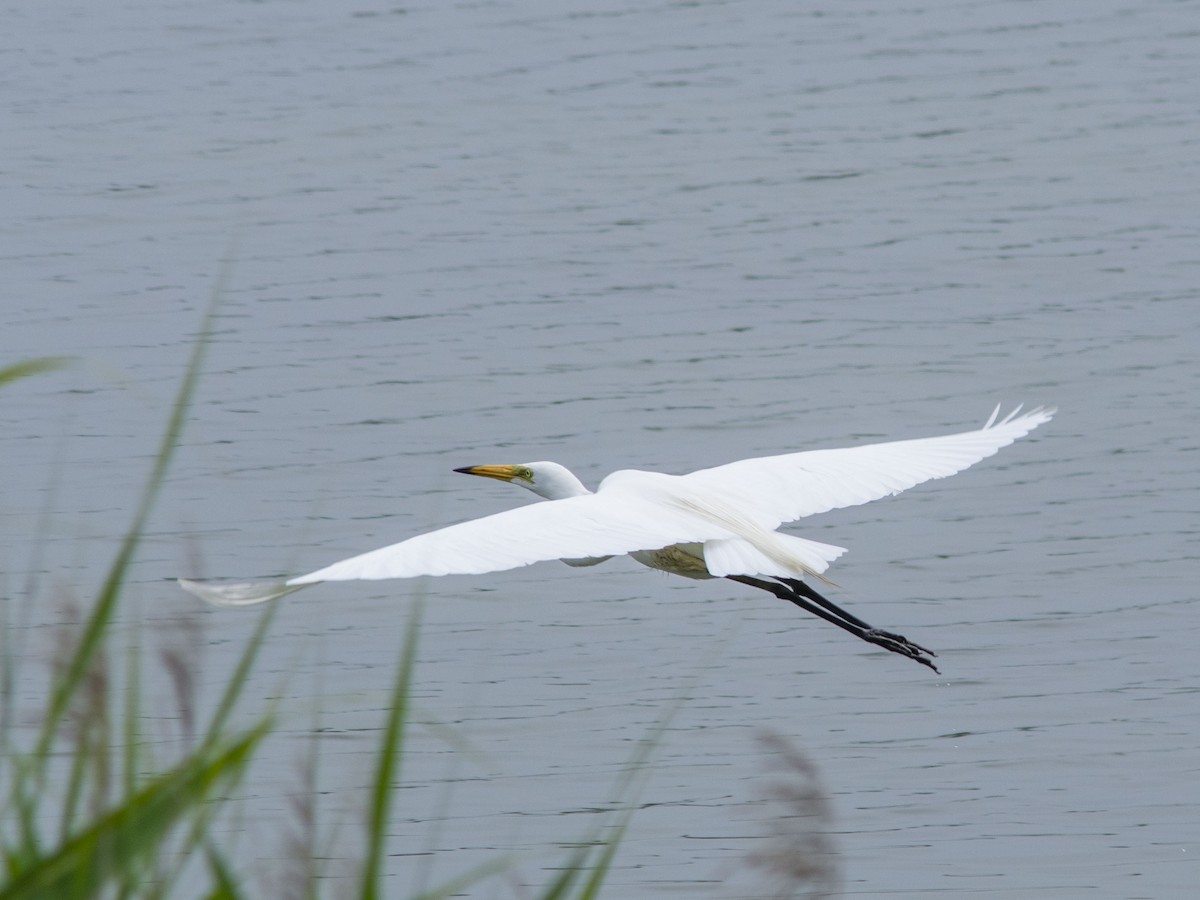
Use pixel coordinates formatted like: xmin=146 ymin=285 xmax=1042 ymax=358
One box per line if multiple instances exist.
xmin=179 ymin=404 xmax=1053 ymax=671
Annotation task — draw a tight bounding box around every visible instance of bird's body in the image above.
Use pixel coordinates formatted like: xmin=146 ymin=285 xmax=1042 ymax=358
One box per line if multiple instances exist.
xmin=631 ymin=544 xmax=711 ymax=579
xmin=180 ymin=405 xmax=1054 ymax=671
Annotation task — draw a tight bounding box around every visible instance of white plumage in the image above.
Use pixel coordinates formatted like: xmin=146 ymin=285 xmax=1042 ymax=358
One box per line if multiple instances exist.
xmin=180 ymin=405 xmax=1052 ymax=670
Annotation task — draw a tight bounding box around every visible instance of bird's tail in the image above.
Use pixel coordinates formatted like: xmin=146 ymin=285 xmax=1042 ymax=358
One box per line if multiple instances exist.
xmin=703 ymin=534 xmax=846 ymax=580
xmin=178 ymin=577 xmax=310 ymax=607
xmin=671 ymin=492 xmax=844 ymax=582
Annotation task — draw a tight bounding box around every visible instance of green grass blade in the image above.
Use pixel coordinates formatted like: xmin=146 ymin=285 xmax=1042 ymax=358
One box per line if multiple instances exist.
xmin=540 ymin=670 xmax=697 ymax=900
xmin=151 ymin=601 xmax=278 ymax=899
xmin=56 ymin=726 xmax=91 ymax=844
xmin=201 ymin=840 xmax=246 ymax=900
xmin=201 ymin=602 xmax=277 ymax=745
xmin=0 ymin=357 xmax=72 ymax=388
xmin=34 ymin=288 xmax=222 ymax=761
xmin=358 ymin=597 xmax=424 ymax=900
xmin=122 ymin=628 xmax=142 ymax=805
xmin=535 ymin=847 xmax=589 ymax=900
xmin=0 ymin=722 xmax=267 ymax=900
xmin=573 ymin=819 xmax=629 ymax=900
xmin=0 ymin=355 xmax=76 ymax=857
xmin=408 ymin=855 xmax=517 ymax=900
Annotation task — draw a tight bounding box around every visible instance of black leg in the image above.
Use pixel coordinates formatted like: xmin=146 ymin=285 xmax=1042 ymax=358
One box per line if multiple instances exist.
xmin=775 ymin=577 xmax=874 ymax=630
xmin=774 ymin=577 xmax=937 ymax=659
xmin=727 ymin=575 xmax=939 ymax=673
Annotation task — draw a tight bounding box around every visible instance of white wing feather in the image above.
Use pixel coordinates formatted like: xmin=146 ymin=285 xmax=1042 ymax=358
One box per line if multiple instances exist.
xmin=287 ymin=487 xmax=738 ymax=585
xmin=679 ymin=406 xmax=1053 ymax=529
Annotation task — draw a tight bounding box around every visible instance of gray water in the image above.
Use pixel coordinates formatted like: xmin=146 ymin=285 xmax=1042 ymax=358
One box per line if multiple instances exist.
xmin=4 ymin=0 xmax=1199 ymax=896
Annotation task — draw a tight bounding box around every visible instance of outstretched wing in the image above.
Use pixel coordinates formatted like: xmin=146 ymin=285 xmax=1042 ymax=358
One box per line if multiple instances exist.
xmin=181 ymin=488 xmax=740 ymax=606
xmin=678 ymin=405 xmax=1053 ymax=529
xmin=288 ymin=488 xmax=736 ymax=584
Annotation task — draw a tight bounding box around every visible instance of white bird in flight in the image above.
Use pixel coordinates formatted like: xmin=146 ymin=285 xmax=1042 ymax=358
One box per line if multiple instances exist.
xmin=180 ymin=405 xmax=1053 ymax=672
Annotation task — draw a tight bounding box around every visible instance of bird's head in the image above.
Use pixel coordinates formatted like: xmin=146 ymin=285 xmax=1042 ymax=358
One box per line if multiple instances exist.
xmin=453 ymin=461 xmax=591 ymax=500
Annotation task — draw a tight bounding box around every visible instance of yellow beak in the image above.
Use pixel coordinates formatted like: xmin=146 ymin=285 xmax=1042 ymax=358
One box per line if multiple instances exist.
xmin=453 ymin=464 xmax=522 ymax=483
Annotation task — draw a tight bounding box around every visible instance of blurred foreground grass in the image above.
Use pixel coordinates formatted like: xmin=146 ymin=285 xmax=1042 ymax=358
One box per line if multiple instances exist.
xmin=0 ymin=306 xmax=837 ymax=899
xmin=0 ymin=313 xmax=636 ymax=899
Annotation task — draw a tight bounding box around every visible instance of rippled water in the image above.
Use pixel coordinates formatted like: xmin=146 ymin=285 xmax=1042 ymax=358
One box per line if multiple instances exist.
xmin=5 ymin=0 xmax=1199 ymax=896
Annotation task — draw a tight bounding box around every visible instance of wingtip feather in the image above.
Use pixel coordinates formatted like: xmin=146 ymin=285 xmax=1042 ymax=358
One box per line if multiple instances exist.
xmin=984 ymin=402 xmax=1002 ymax=429
xmin=984 ymin=403 xmax=1054 ymax=431
xmin=178 ymin=577 xmax=308 ymax=607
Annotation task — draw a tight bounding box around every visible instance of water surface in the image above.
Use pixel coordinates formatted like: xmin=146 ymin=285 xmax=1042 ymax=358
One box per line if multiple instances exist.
xmin=4 ymin=1 xmax=1198 ymax=896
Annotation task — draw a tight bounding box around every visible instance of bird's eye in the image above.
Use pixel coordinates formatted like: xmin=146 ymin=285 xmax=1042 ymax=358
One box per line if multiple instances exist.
xmin=517 ymin=466 xmax=534 ymax=482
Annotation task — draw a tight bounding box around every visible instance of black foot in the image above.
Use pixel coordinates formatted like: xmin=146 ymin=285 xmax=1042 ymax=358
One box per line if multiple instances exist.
xmin=862 ymin=628 xmax=939 ymax=673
